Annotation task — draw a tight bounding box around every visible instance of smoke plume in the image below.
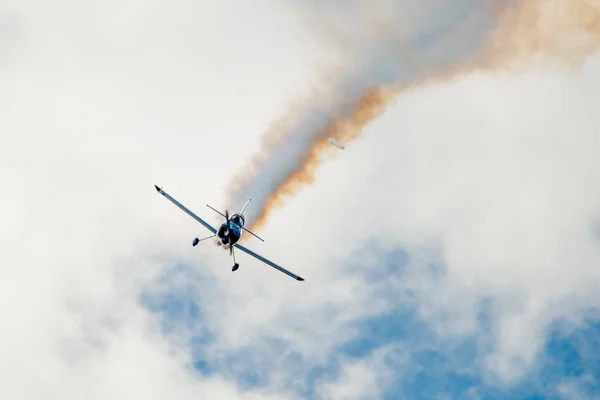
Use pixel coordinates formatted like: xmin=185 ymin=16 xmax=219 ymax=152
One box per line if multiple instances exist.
xmin=227 ymin=0 xmax=600 ymax=233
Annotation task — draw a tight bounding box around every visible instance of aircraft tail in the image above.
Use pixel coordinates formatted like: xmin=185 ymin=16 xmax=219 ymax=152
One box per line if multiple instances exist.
xmin=239 ymin=199 xmax=251 ymax=216
xmin=237 ymin=199 xmax=264 ymax=242
xmin=242 ymin=226 xmax=264 ymax=242
xmin=206 ymin=204 xmax=227 ymax=218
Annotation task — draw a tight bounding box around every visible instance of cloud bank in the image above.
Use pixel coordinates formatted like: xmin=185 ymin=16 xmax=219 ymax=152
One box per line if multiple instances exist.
xmin=226 ymin=0 xmax=600 ymax=232
xmin=2 ymin=0 xmax=600 ymax=399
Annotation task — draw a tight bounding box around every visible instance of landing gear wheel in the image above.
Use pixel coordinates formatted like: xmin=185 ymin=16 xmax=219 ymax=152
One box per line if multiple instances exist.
xmin=192 ymin=238 xmax=199 ymax=246
xmin=232 ymin=263 xmax=239 ymax=272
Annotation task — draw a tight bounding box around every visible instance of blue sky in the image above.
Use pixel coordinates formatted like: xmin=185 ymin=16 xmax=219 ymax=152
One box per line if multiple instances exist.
xmin=142 ymin=243 xmax=600 ymax=399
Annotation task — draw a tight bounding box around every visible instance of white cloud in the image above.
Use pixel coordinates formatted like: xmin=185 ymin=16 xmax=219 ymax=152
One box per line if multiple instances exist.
xmin=557 ymin=375 xmax=599 ymax=400
xmin=314 ymin=345 xmax=397 ymax=400
xmin=0 ymin=0 xmax=331 ymax=398
xmin=2 ymin=0 xmax=600 ymax=398
xmin=288 ymin=57 xmax=600 ymax=384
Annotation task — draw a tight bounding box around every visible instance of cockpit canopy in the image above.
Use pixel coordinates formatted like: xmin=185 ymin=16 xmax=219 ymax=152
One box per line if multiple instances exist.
xmin=230 ymin=213 xmax=245 ymax=226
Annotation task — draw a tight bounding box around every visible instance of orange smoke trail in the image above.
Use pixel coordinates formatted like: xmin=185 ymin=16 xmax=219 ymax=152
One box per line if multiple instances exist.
xmin=249 ymin=85 xmax=397 ymax=232
xmin=484 ymin=0 xmax=600 ymax=70
xmin=226 ymin=73 xmax=346 ymax=198
xmin=237 ymin=0 xmax=600 ymax=234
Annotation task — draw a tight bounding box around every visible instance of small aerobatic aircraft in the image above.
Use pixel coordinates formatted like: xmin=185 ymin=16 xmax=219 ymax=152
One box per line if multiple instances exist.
xmin=154 ymin=185 xmax=304 ymax=282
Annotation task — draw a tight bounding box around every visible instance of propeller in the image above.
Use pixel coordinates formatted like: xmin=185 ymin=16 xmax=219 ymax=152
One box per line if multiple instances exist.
xmin=225 ymin=209 xmax=233 ymax=256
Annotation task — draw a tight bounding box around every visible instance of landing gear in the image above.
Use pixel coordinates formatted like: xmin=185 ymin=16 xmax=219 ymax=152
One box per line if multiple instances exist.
xmin=231 ymin=246 xmax=239 ymax=272
xmin=192 ymin=235 xmax=215 ymax=247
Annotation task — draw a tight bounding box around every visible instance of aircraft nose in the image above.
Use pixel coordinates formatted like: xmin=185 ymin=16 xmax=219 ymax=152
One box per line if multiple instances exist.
xmin=154 ymin=184 xmax=161 ymax=192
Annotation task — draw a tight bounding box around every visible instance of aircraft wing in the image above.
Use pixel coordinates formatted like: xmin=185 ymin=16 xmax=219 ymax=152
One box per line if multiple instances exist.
xmin=155 ymin=185 xmax=217 ymax=234
xmin=234 ymin=243 xmax=305 ymax=281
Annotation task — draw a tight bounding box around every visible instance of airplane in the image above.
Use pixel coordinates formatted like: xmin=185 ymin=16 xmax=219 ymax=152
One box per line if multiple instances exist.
xmin=154 ymin=185 xmax=305 ymax=282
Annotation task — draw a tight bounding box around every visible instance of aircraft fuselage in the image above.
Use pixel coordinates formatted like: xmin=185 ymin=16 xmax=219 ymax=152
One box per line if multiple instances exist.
xmin=216 ymin=213 xmax=245 ymax=248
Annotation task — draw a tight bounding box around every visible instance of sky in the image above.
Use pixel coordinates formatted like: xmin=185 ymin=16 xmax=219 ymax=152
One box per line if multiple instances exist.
xmin=1 ymin=0 xmax=600 ymax=399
